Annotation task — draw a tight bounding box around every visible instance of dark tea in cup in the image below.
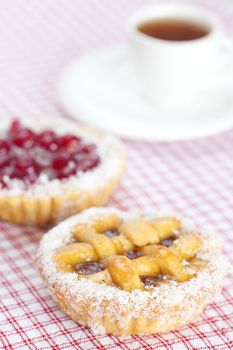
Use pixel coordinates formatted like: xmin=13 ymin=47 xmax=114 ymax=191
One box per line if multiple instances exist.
xmin=137 ymin=18 xmax=210 ymax=41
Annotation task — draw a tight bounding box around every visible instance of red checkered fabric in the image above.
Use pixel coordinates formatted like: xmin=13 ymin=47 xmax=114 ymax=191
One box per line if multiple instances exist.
xmin=0 ymin=0 xmax=233 ymax=349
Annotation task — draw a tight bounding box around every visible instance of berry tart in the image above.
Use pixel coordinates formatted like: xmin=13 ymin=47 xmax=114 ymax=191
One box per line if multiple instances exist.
xmin=37 ymin=207 xmax=228 ymax=335
xmin=0 ymin=118 xmax=126 ymax=226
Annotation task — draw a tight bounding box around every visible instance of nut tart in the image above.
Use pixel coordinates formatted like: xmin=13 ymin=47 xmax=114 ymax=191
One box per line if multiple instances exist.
xmin=0 ymin=118 xmax=125 ymax=226
xmin=37 ymin=207 xmax=227 ymax=335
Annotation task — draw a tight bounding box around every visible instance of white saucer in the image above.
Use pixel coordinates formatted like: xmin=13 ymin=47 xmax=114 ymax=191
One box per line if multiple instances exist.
xmin=57 ymin=44 xmax=233 ymax=141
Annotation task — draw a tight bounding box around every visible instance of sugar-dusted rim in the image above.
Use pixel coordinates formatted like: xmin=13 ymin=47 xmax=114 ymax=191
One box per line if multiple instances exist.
xmin=0 ymin=117 xmax=126 ymax=198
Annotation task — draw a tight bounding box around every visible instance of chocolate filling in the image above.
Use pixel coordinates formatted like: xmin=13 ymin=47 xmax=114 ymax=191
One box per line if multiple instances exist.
xmin=75 ymin=261 xmax=103 ymax=275
xmin=125 ymin=251 xmax=141 ymax=259
xmin=141 ymin=274 xmax=166 ymax=286
xmin=160 ymin=235 xmax=177 ymax=247
xmin=103 ymin=230 xmax=119 ymax=238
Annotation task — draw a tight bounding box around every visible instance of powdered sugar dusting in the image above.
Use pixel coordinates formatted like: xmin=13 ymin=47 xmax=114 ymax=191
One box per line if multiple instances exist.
xmin=37 ymin=207 xmax=228 ymax=334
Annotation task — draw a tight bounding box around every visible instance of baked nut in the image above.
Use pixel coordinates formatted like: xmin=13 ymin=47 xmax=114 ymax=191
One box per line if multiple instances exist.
xmin=37 ymin=207 xmax=228 ymax=336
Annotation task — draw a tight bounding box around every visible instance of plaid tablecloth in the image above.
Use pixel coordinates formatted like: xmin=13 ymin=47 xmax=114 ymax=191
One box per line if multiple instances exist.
xmin=0 ymin=0 xmax=233 ymax=349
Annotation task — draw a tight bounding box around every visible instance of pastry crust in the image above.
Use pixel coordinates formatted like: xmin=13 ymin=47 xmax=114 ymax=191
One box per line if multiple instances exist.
xmin=0 ymin=118 xmax=126 ymax=226
xmin=37 ymin=207 xmax=228 ymax=336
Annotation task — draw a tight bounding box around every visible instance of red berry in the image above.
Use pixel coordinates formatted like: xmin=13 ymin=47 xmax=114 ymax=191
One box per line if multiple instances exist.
xmin=14 ymin=158 xmax=40 ymax=174
xmin=0 ymin=158 xmax=10 ymax=169
xmin=79 ymin=144 xmax=94 ymax=154
xmin=53 ymin=157 xmax=77 ymax=178
xmin=6 ymin=157 xmax=40 ymax=183
xmin=38 ymin=130 xmax=59 ymax=151
xmin=38 ymin=130 xmax=56 ymax=142
xmin=0 ymin=140 xmax=10 ymax=157
xmin=8 ymin=119 xmax=22 ymax=135
xmin=59 ymin=135 xmax=81 ymax=153
xmin=13 ymin=128 xmax=36 ymax=149
xmin=52 ymin=157 xmax=69 ymax=170
xmin=14 ymin=158 xmax=32 ymax=171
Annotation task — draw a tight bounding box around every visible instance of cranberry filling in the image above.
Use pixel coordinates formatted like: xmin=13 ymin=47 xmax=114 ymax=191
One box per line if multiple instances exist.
xmin=75 ymin=262 xmax=103 ymax=275
xmin=0 ymin=119 xmax=100 ymax=188
xmin=160 ymin=236 xmax=177 ymax=248
xmin=141 ymin=274 xmax=166 ymax=286
xmin=125 ymin=251 xmax=141 ymax=259
xmin=103 ymin=230 xmax=119 ymax=238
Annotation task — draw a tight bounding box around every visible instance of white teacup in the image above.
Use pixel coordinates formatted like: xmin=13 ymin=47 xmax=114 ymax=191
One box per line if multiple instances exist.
xmin=128 ymin=4 xmax=233 ymax=111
